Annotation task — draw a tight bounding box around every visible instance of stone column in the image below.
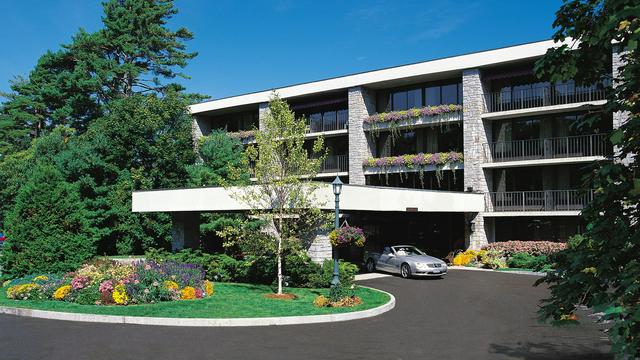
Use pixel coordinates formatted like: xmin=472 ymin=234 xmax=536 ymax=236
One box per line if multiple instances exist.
xmin=348 ymin=86 xmax=376 ymax=185
xmin=307 ymin=230 xmax=332 ymax=264
xmin=258 ymin=102 xmax=270 ymax=132
xmin=171 ymin=212 xmax=201 ymax=251
xmin=192 ymin=115 xmax=211 ymax=152
xmin=463 ymin=69 xmax=494 ymax=249
xmin=612 ymin=47 xmax=633 ymax=165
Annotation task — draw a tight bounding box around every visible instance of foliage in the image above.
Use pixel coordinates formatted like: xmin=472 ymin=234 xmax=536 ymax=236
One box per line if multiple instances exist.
xmin=328 ymin=226 xmax=366 ymax=248
xmin=452 ymin=250 xmax=478 ymax=266
xmin=186 ymin=130 xmax=250 ymax=187
xmin=507 ymin=252 xmax=552 ymax=271
xmin=482 ymin=241 xmax=566 ymax=257
xmin=3 ymin=260 xmax=213 ymax=306
xmin=234 ymin=93 xmax=328 ymax=294
xmin=0 ymin=165 xmax=96 ymax=279
xmin=478 ymin=250 xmax=507 ymax=269
xmin=363 ymin=151 xmax=463 ymax=168
xmin=0 ymin=0 xmax=197 ymax=156
xmin=533 ymin=1 xmax=640 ymax=356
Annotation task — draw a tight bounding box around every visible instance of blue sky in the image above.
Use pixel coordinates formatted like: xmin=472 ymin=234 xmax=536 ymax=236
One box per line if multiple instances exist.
xmin=0 ymin=0 xmax=562 ymax=101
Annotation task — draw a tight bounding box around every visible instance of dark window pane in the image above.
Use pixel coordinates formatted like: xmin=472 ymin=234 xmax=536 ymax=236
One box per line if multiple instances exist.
xmin=310 ymin=113 xmax=322 ymax=132
xmin=392 ymin=91 xmax=408 ymax=111
xmin=442 ymin=84 xmax=458 ymax=104
xmin=457 ymin=83 xmax=463 ymax=104
xmin=425 ymin=86 xmax=441 ymax=106
xmin=407 ymin=89 xmax=423 ymax=109
xmin=322 ymin=111 xmax=337 ymax=131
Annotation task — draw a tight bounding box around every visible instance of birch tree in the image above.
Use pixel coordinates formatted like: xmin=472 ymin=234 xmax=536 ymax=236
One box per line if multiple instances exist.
xmin=236 ymin=93 xmax=327 ymax=294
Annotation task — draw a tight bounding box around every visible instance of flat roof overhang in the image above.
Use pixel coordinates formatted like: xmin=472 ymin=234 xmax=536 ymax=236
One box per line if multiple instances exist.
xmin=188 ymin=39 xmax=571 ymax=115
xmin=132 ymin=184 xmax=484 ymax=213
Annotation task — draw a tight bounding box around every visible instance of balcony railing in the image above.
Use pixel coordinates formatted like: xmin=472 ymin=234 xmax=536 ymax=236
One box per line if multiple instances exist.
xmin=488 ymin=81 xmax=609 ymax=112
xmin=320 ymin=154 xmax=349 ymax=173
xmin=486 ymin=190 xmax=594 ymax=212
xmin=307 ymin=109 xmax=348 ymax=133
xmin=485 ymin=133 xmax=610 ymax=163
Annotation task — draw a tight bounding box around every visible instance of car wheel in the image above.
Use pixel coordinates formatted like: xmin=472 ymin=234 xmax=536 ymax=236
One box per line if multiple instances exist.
xmin=366 ymin=259 xmax=376 ymax=273
xmin=400 ymin=263 xmax=411 ymax=279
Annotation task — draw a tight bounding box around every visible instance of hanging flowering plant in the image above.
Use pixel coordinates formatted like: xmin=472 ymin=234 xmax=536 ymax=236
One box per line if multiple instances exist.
xmin=329 ymin=226 xmax=366 ymax=248
xmin=363 ymin=151 xmax=463 ymax=169
xmin=227 ymin=130 xmax=256 ymax=139
xmin=364 ymin=104 xmax=462 ymax=125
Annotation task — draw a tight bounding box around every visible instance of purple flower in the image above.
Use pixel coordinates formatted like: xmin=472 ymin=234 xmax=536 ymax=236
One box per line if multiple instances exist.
xmin=392 ymin=156 xmax=404 ymax=166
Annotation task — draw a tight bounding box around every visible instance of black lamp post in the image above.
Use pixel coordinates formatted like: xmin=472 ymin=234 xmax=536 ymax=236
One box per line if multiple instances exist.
xmin=330 ymin=176 xmax=343 ymax=288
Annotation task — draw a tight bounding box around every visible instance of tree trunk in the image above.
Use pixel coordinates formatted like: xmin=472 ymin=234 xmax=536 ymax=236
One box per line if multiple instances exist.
xmin=277 ymin=214 xmax=283 ymax=295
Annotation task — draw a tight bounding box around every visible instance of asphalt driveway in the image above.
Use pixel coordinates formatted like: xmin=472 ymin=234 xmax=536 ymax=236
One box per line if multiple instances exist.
xmin=0 ymin=270 xmax=612 ymax=360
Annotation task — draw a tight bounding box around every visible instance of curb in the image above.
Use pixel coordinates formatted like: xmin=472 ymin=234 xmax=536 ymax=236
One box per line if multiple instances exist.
xmin=448 ymin=266 xmax=545 ymax=276
xmin=0 ymin=287 xmax=395 ymax=327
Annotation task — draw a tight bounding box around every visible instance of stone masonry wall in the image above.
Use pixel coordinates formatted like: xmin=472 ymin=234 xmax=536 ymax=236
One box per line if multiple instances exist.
xmin=462 ymin=69 xmax=494 ymax=249
xmin=258 ymin=102 xmax=270 ymax=132
xmin=347 ymin=86 xmax=376 ymax=185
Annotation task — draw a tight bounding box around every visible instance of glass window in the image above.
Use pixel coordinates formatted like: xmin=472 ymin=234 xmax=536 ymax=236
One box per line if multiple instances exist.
xmin=392 ymin=91 xmax=408 ymax=111
xmin=407 ymin=88 xmax=423 ymax=109
xmin=458 ymin=83 xmax=463 ymax=104
xmin=442 ymin=84 xmax=458 ymax=104
xmin=309 ymin=113 xmax=322 ymax=133
xmin=425 ymin=86 xmax=441 ymax=106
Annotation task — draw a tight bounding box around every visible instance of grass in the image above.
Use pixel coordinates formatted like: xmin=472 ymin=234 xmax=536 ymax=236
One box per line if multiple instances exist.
xmin=0 ymin=283 xmax=390 ymax=318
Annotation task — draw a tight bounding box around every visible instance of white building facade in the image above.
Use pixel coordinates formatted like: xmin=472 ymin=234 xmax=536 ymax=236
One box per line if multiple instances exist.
xmin=133 ymin=39 xmax=624 ymax=262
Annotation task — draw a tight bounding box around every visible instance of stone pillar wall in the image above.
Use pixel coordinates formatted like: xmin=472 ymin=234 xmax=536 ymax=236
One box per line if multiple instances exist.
xmin=192 ymin=115 xmax=211 ymax=152
xmin=258 ymin=102 xmax=270 ymax=132
xmin=612 ymin=47 xmax=633 ymax=165
xmin=348 ymin=86 xmax=376 ymax=185
xmin=462 ymin=68 xmax=494 ymax=249
xmin=171 ymin=212 xmax=201 ymax=251
xmin=307 ymin=230 xmax=332 ymax=264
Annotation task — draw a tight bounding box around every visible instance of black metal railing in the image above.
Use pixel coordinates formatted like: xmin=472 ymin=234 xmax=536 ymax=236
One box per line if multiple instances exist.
xmin=308 ymin=109 xmax=348 ymax=133
xmin=485 ymin=133 xmax=610 ymax=162
xmin=488 ymin=81 xmax=609 ymax=112
xmin=486 ymin=190 xmax=594 ymax=212
xmin=320 ymin=154 xmax=349 ymax=173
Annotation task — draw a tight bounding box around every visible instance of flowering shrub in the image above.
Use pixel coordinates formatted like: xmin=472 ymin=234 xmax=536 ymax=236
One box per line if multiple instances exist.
xmin=363 ymin=151 xmax=463 ymax=169
xmin=364 ymin=104 xmax=462 ymax=125
xmin=452 ymin=250 xmax=478 ymax=266
xmin=2 ymin=260 xmax=214 ymax=306
xmin=328 ymin=226 xmax=366 ymax=248
xmin=482 ymin=241 xmax=567 ymax=257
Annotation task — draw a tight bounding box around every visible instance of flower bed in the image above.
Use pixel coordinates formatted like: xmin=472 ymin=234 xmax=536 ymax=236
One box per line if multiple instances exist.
xmin=3 ymin=260 xmax=214 ymax=306
xmin=363 ymin=151 xmax=463 ymax=169
xmin=364 ymin=104 xmax=462 ymax=125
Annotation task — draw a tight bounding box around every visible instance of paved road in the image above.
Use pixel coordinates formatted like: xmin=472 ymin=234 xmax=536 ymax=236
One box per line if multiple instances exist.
xmin=1 ymin=270 xmax=612 ymax=360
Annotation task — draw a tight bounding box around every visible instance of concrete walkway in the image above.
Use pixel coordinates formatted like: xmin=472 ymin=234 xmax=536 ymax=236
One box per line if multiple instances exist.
xmin=0 ymin=270 xmax=612 ymax=360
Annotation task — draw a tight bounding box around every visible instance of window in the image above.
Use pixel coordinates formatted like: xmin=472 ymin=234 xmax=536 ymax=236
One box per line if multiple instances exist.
xmin=425 ymin=86 xmax=441 ymax=106
xmin=407 ymin=89 xmax=422 ymax=109
xmin=441 ymin=84 xmax=458 ymax=104
xmin=392 ymin=91 xmax=408 ymax=111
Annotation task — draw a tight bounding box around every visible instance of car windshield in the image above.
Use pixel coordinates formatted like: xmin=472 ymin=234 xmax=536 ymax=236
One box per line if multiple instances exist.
xmin=392 ymin=246 xmax=425 ymax=256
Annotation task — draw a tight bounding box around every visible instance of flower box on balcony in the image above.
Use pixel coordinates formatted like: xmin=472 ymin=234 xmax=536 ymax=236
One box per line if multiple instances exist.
xmin=362 ymin=152 xmax=464 ymax=175
xmin=363 ymin=105 xmax=463 ymax=132
xmin=227 ymin=130 xmax=256 ymax=143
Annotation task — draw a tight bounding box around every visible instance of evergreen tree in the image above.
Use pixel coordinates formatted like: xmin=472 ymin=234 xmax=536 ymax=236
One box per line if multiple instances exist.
xmin=1 ymin=165 xmax=95 ymax=278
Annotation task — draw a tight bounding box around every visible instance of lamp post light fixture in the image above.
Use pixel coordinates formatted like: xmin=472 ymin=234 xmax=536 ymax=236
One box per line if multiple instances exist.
xmin=330 ymin=176 xmax=343 ymax=288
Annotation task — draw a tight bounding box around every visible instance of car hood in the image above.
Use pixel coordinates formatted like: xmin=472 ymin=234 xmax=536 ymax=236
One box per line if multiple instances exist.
xmin=404 ymin=254 xmax=444 ymax=264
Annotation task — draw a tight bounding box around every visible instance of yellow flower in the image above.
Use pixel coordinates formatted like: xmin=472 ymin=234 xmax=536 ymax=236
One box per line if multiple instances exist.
xmin=204 ymin=281 xmax=214 ymax=297
xmin=2 ymin=279 xmax=12 ymax=288
xmin=53 ymin=285 xmax=72 ymax=301
xmin=180 ymin=286 xmax=196 ymax=300
xmin=34 ymin=275 xmax=49 ymax=281
xmin=164 ymin=280 xmax=179 ymax=291
xmin=112 ymin=284 xmax=129 ymax=305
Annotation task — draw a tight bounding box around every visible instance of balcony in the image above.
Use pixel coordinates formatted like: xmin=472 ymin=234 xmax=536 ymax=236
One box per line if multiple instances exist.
xmin=484 ymin=133 xmax=610 ymax=164
xmin=319 ymin=154 xmax=349 ymax=173
xmin=307 ymin=110 xmax=348 ymax=134
xmin=487 ymin=81 xmax=609 ymax=113
xmin=486 ymin=190 xmax=593 ymax=214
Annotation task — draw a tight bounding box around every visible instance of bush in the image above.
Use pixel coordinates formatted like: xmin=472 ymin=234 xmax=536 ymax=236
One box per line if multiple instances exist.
xmin=507 ymin=252 xmax=552 ymax=271
xmin=452 ymin=250 xmax=479 ymax=266
xmin=307 ymin=260 xmax=359 ymax=288
xmin=482 ymin=241 xmax=566 ymax=257
xmin=0 ymin=165 xmax=96 ymax=279
xmin=479 ymin=249 xmax=506 ymax=269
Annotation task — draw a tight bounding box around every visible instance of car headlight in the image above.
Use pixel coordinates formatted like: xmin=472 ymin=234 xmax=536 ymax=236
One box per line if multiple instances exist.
xmin=415 ymin=263 xmax=429 ymax=270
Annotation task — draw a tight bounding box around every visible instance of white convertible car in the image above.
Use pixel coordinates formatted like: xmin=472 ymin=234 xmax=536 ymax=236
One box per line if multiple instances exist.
xmin=364 ymin=245 xmax=447 ymax=278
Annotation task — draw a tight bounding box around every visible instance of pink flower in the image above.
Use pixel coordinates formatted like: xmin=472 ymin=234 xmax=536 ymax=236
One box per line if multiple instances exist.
xmin=195 ymin=288 xmax=204 ymax=299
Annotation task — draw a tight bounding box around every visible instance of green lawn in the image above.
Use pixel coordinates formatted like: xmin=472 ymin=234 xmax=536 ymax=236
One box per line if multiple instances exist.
xmin=0 ymin=283 xmax=390 ymax=318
